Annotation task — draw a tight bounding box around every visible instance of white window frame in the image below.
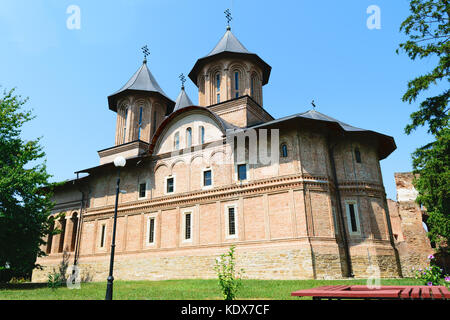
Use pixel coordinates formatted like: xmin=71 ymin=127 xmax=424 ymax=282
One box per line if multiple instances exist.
xmin=224 ymin=204 xmax=238 ymax=239
xmin=345 ymin=200 xmax=361 ymax=236
xmin=235 ymin=162 xmax=249 ymax=182
xmin=164 ymin=175 xmax=176 ymax=195
xmin=182 ymin=210 xmax=193 ymax=243
xmin=202 ymin=168 xmax=213 ymax=190
xmin=99 ymin=223 xmax=107 ymax=248
xmin=146 ymin=215 xmax=157 ymax=246
xmin=138 ymin=179 xmax=150 ymax=200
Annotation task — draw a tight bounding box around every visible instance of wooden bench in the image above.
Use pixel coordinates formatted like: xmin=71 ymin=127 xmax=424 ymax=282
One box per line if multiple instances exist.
xmin=291 ymin=285 xmax=450 ymax=300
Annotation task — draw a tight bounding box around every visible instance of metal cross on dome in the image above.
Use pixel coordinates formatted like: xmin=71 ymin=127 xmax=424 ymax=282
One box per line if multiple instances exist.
xmin=225 ymin=9 xmax=232 ymax=26
xmin=179 ymin=73 xmax=186 ymax=88
xmin=141 ymin=45 xmax=150 ymax=62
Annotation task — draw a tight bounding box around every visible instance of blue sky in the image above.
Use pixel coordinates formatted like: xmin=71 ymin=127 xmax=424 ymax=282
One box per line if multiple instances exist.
xmin=0 ymin=0 xmax=439 ymax=200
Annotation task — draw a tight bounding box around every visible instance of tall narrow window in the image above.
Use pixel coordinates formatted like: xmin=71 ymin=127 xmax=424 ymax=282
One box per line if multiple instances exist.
xmin=152 ymin=111 xmax=157 ymax=136
xmin=234 ymin=71 xmax=240 ymax=98
xmin=138 ymin=107 xmax=143 ymax=140
xmin=281 ymin=144 xmax=288 ymax=158
xmin=185 ymin=213 xmax=191 ymax=240
xmin=216 ymin=73 xmax=221 ymax=103
xmin=186 ymin=127 xmax=192 ymax=148
xmin=139 ymin=182 xmax=146 ymax=198
xmin=355 ymin=147 xmax=361 ymax=163
xmin=166 ymin=177 xmax=174 ymax=194
xmin=228 ymin=207 xmax=236 ymax=236
xmin=199 ymin=126 xmax=205 ymax=144
xmin=346 ymin=202 xmax=360 ymax=234
xmin=203 ymin=169 xmax=212 ymax=187
xmin=174 ymin=132 xmax=180 ymax=150
xmin=251 ymin=77 xmax=254 ymax=97
xmin=100 ymin=224 xmax=106 ymax=248
xmin=123 ymin=107 xmax=128 ymax=143
xmin=148 ymin=217 xmax=155 ymax=244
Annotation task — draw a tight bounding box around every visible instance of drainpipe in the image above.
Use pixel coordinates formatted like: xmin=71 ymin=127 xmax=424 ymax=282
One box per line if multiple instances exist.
xmin=328 ymin=137 xmax=354 ymax=278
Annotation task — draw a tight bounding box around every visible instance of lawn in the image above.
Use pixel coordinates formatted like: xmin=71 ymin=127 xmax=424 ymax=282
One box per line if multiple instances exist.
xmin=0 ymin=278 xmax=423 ymax=300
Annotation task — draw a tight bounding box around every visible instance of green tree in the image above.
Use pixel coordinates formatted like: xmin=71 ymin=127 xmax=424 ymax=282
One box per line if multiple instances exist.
xmin=214 ymin=245 xmax=244 ymax=300
xmin=0 ymin=88 xmax=55 ymax=281
xmin=397 ymin=0 xmax=449 ymax=249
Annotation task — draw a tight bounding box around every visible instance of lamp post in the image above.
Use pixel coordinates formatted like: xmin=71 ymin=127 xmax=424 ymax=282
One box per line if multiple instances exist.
xmin=105 ymin=156 xmax=126 ymax=300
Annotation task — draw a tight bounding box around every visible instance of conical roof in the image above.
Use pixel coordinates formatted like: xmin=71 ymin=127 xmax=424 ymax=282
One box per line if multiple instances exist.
xmin=189 ymin=27 xmax=271 ymax=86
xmin=207 ymin=27 xmax=250 ymax=56
xmin=108 ymin=60 xmax=174 ymax=111
xmin=173 ymin=87 xmax=194 ymax=112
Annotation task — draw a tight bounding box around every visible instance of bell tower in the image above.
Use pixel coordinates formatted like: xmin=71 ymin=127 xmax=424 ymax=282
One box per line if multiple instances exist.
xmin=188 ymin=11 xmax=271 ymax=108
xmin=188 ymin=11 xmax=273 ymax=127
xmin=99 ymin=47 xmax=175 ymax=165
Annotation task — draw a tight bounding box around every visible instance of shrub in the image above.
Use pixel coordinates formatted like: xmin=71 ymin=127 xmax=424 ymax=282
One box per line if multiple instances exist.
xmin=414 ymin=254 xmax=450 ymax=287
xmin=214 ymin=245 xmax=244 ymax=300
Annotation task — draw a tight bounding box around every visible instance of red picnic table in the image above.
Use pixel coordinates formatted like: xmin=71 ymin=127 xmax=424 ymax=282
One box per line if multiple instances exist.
xmin=291 ymin=285 xmax=450 ymax=300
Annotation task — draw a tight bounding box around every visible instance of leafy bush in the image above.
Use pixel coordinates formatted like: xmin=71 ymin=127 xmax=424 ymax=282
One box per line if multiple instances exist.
xmin=414 ymin=254 xmax=450 ymax=287
xmin=47 ymin=270 xmax=62 ymax=289
xmin=214 ymin=245 xmax=244 ymax=300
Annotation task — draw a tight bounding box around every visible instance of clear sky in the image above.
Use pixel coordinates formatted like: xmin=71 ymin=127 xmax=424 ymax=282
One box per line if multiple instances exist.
xmin=0 ymin=0 xmax=439 ymax=200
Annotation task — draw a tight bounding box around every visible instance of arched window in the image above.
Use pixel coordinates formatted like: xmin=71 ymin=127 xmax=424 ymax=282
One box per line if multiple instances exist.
xmin=355 ymin=147 xmax=361 ymax=163
xmin=138 ymin=107 xmax=143 ymax=140
xmin=123 ymin=107 xmax=129 ymax=143
xmin=186 ymin=127 xmax=192 ymax=148
xmin=174 ymin=132 xmax=180 ymax=150
xmin=152 ymin=110 xmax=157 ymax=136
xmin=215 ymin=73 xmax=221 ymax=103
xmin=251 ymin=73 xmax=260 ymax=103
xmin=234 ymin=71 xmax=240 ymax=98
xmin=281 ymin=144 xmax=288 ymax=158
xmin=199 ymin=126 xmax=205 ymax=144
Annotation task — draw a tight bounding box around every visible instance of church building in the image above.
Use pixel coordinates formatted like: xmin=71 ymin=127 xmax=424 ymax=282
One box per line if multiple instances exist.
xmin=32 ymin=23 xmax=405 ymax=282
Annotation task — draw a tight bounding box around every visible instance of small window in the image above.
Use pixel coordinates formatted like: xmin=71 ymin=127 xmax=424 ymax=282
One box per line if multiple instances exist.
xmin=185 ymin=213 xmax=192 ymax=240
xmin=228 ymin=207 xmax=236 ymax=236
xmin=174 ymin=132 xmax=180 ymax=150
xmin=199 ymin=126 xmax=205 ymax=144
xmin=355 ymin=147 xmax=361 ymax=163
xmin=139 ymin=182 xmax=146 ymax=198
xmin=152 ymin=111 xmax=157 ymax=136
xmin=216 ymin=73 xmax=221 ymax=91
xmin=166 ymin=177 xmax=174 ymax=194
xmin=234 ymin=71 xmax=240 ymax=98
xmin=100 ymin=224 xmax=106 ymax=248
xmin=237 ymin=164 xmax=247 ymax=181
xmin=123 ymin=107 xmax=128 ymax=144
xmin=148 ymin=217 xmax=155 ymax=244
xmin=281 ymin=144 xmax=288 ymax=158
xmin=186 ymin=127 xmax=192 ymax=148
xmin=138 ymin=107 xmax=143 ymax=140
xmin=217 ymin=93 xmax=220 ymax=104
xmin=345 ymin=201 xmax=360 ymax=234
xmin=203 ymin=170 xmax=212 ymax=187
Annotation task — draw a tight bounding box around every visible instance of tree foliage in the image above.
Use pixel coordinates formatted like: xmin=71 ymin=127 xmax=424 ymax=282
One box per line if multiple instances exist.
xmin=0 ymin=88 xmax=55 ymax=280
xmin=398 ymin=0 xmax=450 ymax=249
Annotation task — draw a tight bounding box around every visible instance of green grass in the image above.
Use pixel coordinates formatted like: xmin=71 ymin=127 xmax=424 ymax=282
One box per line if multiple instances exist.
xmin=0 ymin=278 xmax=423 ymax=300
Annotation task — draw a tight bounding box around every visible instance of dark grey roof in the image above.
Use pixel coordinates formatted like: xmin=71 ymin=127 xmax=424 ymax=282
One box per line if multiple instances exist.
xmin=108 ymin=60 xmax=174 ymax=111
xmin=207 ymin=28 xmax=250 ymax=56
xmin=248 ymin=109 xmax=396 ymax=160
xmin=189 ymin=28 xmax=271 ymax=86
xmin=173 ymin=87 xmax=194 ymax=112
